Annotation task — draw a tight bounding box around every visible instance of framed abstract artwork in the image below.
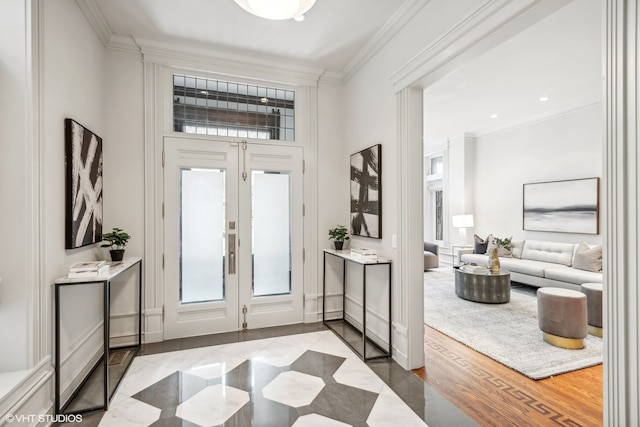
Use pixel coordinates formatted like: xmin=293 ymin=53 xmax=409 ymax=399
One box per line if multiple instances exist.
xmin=65 ymin=118 xmax=104 ymax=249
xmin=523 ymin=177 xmax=599 ymax=234
xmin=350 ymin=144 xmax=382 ymax=238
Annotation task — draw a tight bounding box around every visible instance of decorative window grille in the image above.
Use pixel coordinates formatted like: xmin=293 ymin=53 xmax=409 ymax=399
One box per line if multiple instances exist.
xmin=173 ymin=75 xmax=295 ymax=141
xmin=435 ymin=190 xmax=443 ymax=240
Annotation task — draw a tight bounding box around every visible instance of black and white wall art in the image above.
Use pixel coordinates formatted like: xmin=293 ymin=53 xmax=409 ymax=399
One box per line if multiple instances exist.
xmin=350 ymin=144 xmax=382 ymax=238
xmin=523 ymin=177 xmax=599 ymax=234
xmin=65 ymin=119 xmax=103 ymax=249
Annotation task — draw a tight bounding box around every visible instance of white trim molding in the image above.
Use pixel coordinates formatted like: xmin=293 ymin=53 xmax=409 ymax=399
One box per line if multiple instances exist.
xmin=75 ymin=0 xmax=112 ymax=46
xmin=134 ymin=38 xmax=323 ymax=88
xmin=342 ymin=0 xmax=432 ymax=83
xmin=0 ymin=358 xmax=53 ymax=425
xmin=390 ymin=0 xmax=571 ymax=92
xmin=604 ymin=0 xmax=640 ymax=424
xmin=396 ymin=87 xmax=425 ymax=370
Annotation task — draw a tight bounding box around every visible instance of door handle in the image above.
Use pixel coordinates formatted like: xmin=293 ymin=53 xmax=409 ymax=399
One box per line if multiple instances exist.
xmin=228 ymin=233 xmax=236 ymax=275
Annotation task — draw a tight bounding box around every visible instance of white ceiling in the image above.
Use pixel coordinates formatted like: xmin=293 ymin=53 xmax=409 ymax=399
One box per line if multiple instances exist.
xmin=424 ymin=0 xmax=602 ymax=146
xmin=87 ymin=0 xmax=600 ymax=144
xmin=92 ymin=0 xmax=406 ymax=73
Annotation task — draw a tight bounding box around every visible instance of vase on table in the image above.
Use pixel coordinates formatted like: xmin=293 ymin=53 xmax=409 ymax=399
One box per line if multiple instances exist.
xmin=488 ymin=248 xmax=500 ymax=274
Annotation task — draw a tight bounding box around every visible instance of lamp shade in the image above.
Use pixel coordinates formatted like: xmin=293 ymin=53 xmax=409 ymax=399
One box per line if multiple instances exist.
xmin=452 ymin=214 xmax=474 ymax=228
xmin=234 ymin=0 xmax=316 ymax=20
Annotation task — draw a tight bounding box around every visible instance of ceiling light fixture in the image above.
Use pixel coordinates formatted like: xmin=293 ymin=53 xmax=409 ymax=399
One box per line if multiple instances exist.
xmin=233 ymin=0 xmax=316 ymax=20
xmin=539 ymin=96 xmax=549 ymax=102
xmin=490 ymin=114 xmax=498 ymax=119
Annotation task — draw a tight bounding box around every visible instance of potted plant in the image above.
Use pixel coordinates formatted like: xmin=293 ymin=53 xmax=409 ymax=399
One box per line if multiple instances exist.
xmin=101 ymin=227 xmax=131 ymax=262
xmin=328 ymin=225 xmax=350 ymax=250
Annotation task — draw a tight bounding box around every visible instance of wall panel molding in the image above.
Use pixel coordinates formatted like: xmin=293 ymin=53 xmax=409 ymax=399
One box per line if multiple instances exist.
xmin=603 ymin=0 xmax=640 ymax=424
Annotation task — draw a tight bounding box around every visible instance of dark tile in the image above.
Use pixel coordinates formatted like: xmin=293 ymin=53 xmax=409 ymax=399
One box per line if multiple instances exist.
xmin=132 ymin=371 xmax=207 ymax=409
xmin=140 ymin=339 xmax=183 ymax=356
xmin=54 ymin=411 xmax=104 ymax=427
xmin=150 ymin=415 xmax=201 ymax=427
xmin=220 ymin=360 xmax=284 ymax=392
xmin=289 ymin=350 xmax=345 ymax=380
xmin=230 ymin=393 xmax=299 ymax=427
xmin=367 ymin=358 xmax=478 ymax=426
xmin=303 ymin=382 xmax=378 ymax=426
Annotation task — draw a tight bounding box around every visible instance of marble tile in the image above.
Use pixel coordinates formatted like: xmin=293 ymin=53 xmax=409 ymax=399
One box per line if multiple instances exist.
xmin=220 ymin=360 xmax=283 ymax=393
xmin=367 ymin=392 xmax=428 ymax=427
xmin=175 ymin=384 xmax=250 ymax=426
xmin=271 ymin=331 xmax=328 ymax=350
xmin=308 ymin=333 xmax=354 ymax=358
xmin=292 ymin=413 xmax=351 ymax=427
xmin=132 ymin=371 xmax=207 ymax=409
xmin=98 ymin=394 xmax=161 ymax=427
xmin=142 ymin=346 xmax=233 ymax=373
xmin=304 ymin=381 xmax=378 ymax=426
xmin=215 ymin=337 xmax=276 ymax=360
xmin=250 ymin=340 xmax=308 ymax=368
xmin=184 ymin=350 xmax=246 ymax=380
xmin=262 ymin=371 xmax=325 ymax=408
xmin=116 ymin=358 xmax=176 ymax=397
xmin=70 ymin=325 xmax=479 ymax=427
xmin=333 ymin=356 xmax=385 ymax=394
xmin=289 ymin=350 xmax=345 ymax=380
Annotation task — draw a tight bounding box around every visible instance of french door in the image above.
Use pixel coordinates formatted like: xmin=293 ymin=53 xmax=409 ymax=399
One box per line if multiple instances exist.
xmin=163 ymin=137 xmax=303 ymax=339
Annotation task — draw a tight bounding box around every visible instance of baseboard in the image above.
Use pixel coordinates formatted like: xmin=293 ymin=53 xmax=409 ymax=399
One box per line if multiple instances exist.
xmin=0 ymin=357 xmax=53 ymax=426
xmin=144 ymin=308 xmax=163 ymax=343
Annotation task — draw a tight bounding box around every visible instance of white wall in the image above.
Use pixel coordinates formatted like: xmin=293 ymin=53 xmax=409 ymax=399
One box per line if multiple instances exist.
xmin=42 ymin=0 xmax=108 ymax=396
xmin=0 ymin=0 xmax=30 ymax=372
xmin=473 ymin=104 xmax=602 ymax=245
xmin=342 ymin=0 xmax=483 ymax=363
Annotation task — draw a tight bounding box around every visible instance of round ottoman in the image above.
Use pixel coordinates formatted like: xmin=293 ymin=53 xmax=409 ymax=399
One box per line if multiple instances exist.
xmin=581 ymin=282 xmax=603 ymax=337
xmin=537 ymin=287 xmax=587 ymax=349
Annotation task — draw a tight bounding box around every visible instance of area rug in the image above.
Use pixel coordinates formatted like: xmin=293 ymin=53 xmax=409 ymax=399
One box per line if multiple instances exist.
xmin=423 ymin=270 xmax=603 ymax=380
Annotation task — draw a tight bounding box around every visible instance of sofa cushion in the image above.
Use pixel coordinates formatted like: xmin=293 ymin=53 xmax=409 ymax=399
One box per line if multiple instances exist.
xmin=521 ymin=240 xmax=576 ymax=266
xmin=572 ymin=242 xmax=603 ymax=272
xmin=474 ymin=234 xmax=490 ymax=254
xmin=511 ymin=239 xmax=524 ymax=259
xmin=545 ymin=267 xmax=603 ymax=285
xmin=499 ymin=258 xmax=564 ymax=278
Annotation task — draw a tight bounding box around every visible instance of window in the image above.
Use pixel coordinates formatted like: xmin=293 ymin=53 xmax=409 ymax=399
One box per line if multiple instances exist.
xmin=435 ymin=189 xmax=443 ymax=240
xmin=429 ymin=156 xmax=443 ymax=176
xmin=173 ymin=75 xmax=296 ymax=141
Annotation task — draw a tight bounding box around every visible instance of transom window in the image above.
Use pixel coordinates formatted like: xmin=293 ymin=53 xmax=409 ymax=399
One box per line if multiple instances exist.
xmin=173 ymin=75 xmax=295 ymax=141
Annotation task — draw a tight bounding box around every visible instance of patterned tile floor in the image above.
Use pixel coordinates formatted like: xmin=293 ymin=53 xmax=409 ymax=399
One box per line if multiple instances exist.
xmin=62 ymin=324 xmax=477 ymax=427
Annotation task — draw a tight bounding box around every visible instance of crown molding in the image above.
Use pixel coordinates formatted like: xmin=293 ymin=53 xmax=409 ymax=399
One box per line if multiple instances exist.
xmin=133 ymin=38 xmax=323 ymax=87
xmin=476 ymin=98 xmax=602 ymax=138
xmin=318 ymin=71 xmax=344 ymax=86
xmin=75 ymin=0 xmax=112 ymax=46
xmin=107 ymin=35 xmax=140 ymax=53
xmin=390 ymin=0 xmax=571 ymax=92
xmin=342 ymin=0 xmax=431 ymax=84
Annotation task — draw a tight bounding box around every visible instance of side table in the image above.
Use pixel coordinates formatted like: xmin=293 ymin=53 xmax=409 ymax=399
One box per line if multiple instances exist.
xmin=322 ymin=249 xmax=392 ymax=361
xmin=54 ymin=257 xmax=142 ymax=415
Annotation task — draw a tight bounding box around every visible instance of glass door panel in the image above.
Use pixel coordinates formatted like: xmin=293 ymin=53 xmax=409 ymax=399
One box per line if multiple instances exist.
xmin=252 ymin=171 xmax=291 ymax=297
xmin=180 ymin=168 xmax=225 ymax=303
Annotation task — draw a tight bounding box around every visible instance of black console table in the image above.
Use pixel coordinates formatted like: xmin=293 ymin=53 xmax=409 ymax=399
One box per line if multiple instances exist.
xmin=54 ymin=257 xmax=142 ymax=415
xmin=322 ymin=249 xmax=392 ymax=361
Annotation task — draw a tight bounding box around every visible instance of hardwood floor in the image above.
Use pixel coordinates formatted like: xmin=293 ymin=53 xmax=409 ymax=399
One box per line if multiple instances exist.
xmin=414 ymin=326 xmax=603 ymax=427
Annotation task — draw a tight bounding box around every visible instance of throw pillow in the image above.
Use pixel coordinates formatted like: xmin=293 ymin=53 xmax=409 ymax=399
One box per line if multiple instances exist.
xmin=511 ymin=239 xmax=524 ymax=259
xmin=474 ymin=234 xmax=490 ymax=254
xmin=573 ymin=242 xmax=603 ymax=272
xmin=486 ymin=235 xmax=513 ymax=257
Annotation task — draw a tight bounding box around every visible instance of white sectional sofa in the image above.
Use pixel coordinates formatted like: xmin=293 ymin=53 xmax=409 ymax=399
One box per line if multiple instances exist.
xmin=459 ymin=239 xmax=603 ymax=291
